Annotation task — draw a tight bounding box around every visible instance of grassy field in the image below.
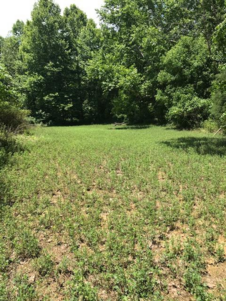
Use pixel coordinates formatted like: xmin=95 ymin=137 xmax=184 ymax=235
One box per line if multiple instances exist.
xmin=0 ymin=125 xmax=226 ymax=301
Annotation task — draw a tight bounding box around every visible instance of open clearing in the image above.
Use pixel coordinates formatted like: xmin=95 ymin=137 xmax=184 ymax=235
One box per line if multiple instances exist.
xmin=0 ymin=125 xmax=226 ymax=300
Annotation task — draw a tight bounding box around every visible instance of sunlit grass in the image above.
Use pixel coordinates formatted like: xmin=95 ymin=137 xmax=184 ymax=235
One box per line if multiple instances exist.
xmin=0 ymin=125 xmax=226 ymax=300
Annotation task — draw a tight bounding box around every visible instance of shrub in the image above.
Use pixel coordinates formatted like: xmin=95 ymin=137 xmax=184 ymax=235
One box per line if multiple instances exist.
xmin=0 ymin=64 xmax=29 ymax=132
xmin=0 ymin=125 xmax=24 ymax=169
xmin=167 ymin=92 xmax=211 ymax=129
xmin=202 ymin=119 xmax=218 ymax=133
xmin=0 ymin=104 xmax=29 ymax=132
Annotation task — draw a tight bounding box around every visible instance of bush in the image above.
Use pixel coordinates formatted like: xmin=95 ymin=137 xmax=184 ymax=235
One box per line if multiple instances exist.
xmin=0 ymin=64 xmax=29 ymax=132
xmin=202 ymin=119 xmax=218 ymax=133
xmin=157 ymin=36 xmax=212 ymax=129
xmin=167 ymin=92 xmax=211 ymax=129
xmin=0 ymin=104 xmax=29 ymax=132
xmin=0 ymin=125 xmax=23 ymax=169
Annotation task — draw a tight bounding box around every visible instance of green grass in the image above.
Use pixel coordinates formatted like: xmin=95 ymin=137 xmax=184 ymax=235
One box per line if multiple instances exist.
xmin=0 ymin=125 xmax=226 ymax=300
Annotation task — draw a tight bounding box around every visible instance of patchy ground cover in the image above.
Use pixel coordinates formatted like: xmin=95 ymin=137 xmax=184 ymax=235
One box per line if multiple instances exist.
xmin=0 ymin=125 xmax=226 ymax=300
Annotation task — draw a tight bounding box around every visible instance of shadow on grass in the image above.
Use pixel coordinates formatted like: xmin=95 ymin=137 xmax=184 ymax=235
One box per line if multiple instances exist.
xmin=109 ymin=125 xmax=151 ymax=130
xmin=162 ymin=136 xmax=226 ymax=156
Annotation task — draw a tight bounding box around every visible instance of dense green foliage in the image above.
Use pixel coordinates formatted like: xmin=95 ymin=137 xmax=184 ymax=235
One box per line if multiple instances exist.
xmin=211 ymin=67 xmax=226 ymax=128
xmin=0 ymin=65 xmax=28 ymax=130
xmin=1 ymin=125 xmax=226 ymax=299
xmin=0 ymin=0 xmax=226 ymax=128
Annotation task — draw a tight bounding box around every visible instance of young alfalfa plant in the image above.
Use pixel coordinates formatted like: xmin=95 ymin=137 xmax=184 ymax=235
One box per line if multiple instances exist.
xmin=183 ymin=266 xmax=211 ymax=301
xmin=34 ymin=252 xmax=54 ymax=277
xmin=66 ymin=270 xmax=98 ymax=301
xmin=0 ymin=279 xmax=8 ymax=301
xmin=13 ymin=274 xmax=37 ymax=301
xmin=56 ymin=256 xmax=71 ymax=275
xmin=13 ymin=230 xmax=40 ymax=259
xmin=215 ymin=245 xmax=225 ymax=263
xmin=0 ymin=241 xmax=10 ymax=273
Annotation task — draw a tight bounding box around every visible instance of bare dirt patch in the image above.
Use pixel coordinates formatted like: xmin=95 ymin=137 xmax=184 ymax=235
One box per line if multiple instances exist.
xmin=158 ymin=170 xmax=167 ymax=182
xmin=165 ymin=279 xmax=194 ymax=301
xmin=204 ymin=261 xmax=226 ymax=293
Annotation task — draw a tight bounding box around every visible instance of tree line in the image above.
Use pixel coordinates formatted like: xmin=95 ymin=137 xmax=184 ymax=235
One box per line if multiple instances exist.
xmin=0 ymin=0 xmax=226 ymax=129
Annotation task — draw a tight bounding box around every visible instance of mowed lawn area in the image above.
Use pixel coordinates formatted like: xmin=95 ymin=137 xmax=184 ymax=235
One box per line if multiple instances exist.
xmin=1 ymin=125 xmax=226 ymax=300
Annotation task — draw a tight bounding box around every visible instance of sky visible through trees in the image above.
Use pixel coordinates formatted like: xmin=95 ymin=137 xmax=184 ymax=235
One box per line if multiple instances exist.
xmin=0 ymin=0 xmax=104 ymax=37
